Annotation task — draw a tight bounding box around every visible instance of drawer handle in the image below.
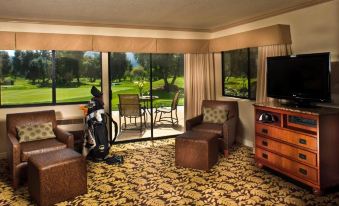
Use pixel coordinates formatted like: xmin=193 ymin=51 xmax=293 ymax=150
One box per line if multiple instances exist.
xmin=299 ymin=138 xmax=307 ymax=145
xmin=299 ymin=168 xmax=308 ymax=175
xmin=262 ymin=153 xmax=268 ymax=159
xmin=261 ymin=128 xmax=268 ymax=134
xmin=299 ymin=153 xmax=307 ymax=160
xmin=262 ymin=141 xmax=268 ymax=146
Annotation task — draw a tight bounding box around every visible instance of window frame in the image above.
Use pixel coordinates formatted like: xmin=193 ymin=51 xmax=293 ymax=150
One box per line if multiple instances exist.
xmin=221 ymin=48 xmax=257 ymax=100
xmin=0 ymin=50 xmax=102 ymax=108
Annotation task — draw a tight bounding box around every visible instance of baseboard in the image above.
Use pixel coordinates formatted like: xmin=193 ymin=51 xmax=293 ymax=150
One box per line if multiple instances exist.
xmin=0 ymin=152 xmax=7 ymax=159
xmin=242 ymin=138 xmax=254 ymax=148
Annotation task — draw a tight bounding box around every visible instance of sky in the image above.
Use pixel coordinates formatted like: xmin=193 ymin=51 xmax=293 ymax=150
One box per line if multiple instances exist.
xmin=126 ymin=52 xmax=139 ymax=67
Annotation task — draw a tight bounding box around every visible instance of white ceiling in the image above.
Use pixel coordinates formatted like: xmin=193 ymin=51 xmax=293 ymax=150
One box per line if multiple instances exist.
xmin=0 ymin=0 xmax=327 ymax=32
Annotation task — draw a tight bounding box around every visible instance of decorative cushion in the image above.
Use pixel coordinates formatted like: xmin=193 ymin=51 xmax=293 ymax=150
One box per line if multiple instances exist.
xmin=203 ymin=107 xmax=229 ymax=124
xmin=17 ymin=122 xmax=56 ymax=143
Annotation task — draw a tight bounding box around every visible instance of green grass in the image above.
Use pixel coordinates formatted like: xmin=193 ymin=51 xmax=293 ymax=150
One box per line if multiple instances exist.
xmin=1 ymin=77 xmax=184 ymax=108
xmin=1 ymin=77 xmax=101 ymax=105
xmin=224 ymin=76 xmax=256 ymax=97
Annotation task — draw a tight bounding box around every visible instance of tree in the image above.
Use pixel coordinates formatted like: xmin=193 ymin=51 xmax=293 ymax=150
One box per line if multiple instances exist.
xmin=55 ymin=57 xmax=78 ymax=86
xmin=12 ymin=51 xmax=22 ymax=78
xmin=56 ymin=51 xmax=84 ymax=84
xmin=130 ymin=65 xmax=146 ymax=81
xmin=27 ymin=57 xmax=45 ymax=84
xmin=110 ymin=53 xmax=130 ymax=82
xmin=0 ymin=51 xmax=11 ymax=76
xmin=22 ymin=51 xmax=34 ymax=76
xmin=82 ymin=54 xmax=101 ymax=82
xmin=135 ymin=54 xmax=183 ymax=92
xmin=40 ymin=50 xmax=52 ymax=84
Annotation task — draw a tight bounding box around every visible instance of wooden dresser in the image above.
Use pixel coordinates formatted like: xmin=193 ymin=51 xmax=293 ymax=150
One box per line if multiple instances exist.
xmin=254 ymin=103 xmax=339 ymax=194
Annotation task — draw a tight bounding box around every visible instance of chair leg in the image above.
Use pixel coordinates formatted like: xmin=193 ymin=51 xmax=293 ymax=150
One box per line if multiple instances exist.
xmin=119 ymin=116 xmax=122 ymax=132
xmin=140 ymin=116 xmax=143 ymax=132
xmin=175 ymin=109 xmax=179 ymax=124
xmin=154 ymin=111 xmax=158 ymax=125
xmin=171 ymin=111 xmax=174 ymax=125
xmin=159 ymin=112 xmax=163 ymax=122
xmin=124 ymin=117 xmax=127 ymax=129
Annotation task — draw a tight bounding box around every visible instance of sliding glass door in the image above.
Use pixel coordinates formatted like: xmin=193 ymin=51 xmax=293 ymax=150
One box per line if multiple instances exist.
xmin=109 ymin=52 xmax=184 ymax=142
xmin=151 ymin=54 xmax=185 ymax=137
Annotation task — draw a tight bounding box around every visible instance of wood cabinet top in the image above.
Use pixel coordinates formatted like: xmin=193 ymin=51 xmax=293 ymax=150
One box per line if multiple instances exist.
xmin=254 ymin=102 xmax=339 ymax=116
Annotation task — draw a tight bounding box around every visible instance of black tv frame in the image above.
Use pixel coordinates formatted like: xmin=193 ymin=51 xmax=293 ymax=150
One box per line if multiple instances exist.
xmin=266 ymin=52 xmax=331 ymax=107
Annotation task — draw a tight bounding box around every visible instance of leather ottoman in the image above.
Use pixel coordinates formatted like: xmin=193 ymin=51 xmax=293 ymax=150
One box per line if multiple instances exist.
xmin=175 ymin=131 xmax=220 ymax=171
xmin=28 ymin=149 xmax=87 ymax=206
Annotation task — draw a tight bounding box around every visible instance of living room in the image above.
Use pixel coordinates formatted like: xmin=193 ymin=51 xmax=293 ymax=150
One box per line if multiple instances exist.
xmin=0 ymin=0 xmax=338 ymax=205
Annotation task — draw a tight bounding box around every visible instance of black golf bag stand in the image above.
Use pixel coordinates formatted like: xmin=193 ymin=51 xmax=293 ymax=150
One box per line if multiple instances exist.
xmin=82 ymin=86 xmax=123 ymax=165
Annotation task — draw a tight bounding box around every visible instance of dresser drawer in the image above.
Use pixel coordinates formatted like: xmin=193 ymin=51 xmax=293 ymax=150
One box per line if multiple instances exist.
xmin=256 ymin=123 xmax=317 ymax=151
xmin=256 ymin=136 xmax=317 ymax=167
xmin=256 ymin=148 xmax=318 ymax=183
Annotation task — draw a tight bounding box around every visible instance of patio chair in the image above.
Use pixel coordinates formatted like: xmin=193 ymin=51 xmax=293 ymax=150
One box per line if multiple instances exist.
xmin=118 ymin=94 xmax=146 ymax=132
xmin=154 ymin=91 xmax=180 ymax=126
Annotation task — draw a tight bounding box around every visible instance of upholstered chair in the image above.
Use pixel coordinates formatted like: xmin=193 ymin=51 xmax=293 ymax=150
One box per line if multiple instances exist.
xmin=6 ymin=110 xmax=74 ymax=189
xmin=186 ymin=100 xmax=238 ymax=155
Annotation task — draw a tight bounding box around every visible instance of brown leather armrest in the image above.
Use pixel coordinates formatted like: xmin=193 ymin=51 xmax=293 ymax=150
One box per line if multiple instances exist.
xmin=54 ymin=127 xmax=74 ymax=149
xmin=222 ymin=116 xmax=237 ymax=150
xmin=186 ymin=114 xmax=203 ymax=131
xmin=7 ymin=133 xmax=21 ymax=177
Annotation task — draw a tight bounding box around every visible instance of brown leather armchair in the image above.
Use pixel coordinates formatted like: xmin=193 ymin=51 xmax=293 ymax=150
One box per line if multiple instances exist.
xmin=186 ymin=100 xmax=238 ymax=155
xmin=6 ymin=110 xmax=74 ymax=189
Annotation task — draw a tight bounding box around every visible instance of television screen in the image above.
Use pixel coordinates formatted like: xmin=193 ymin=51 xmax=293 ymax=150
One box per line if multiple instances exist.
xmin=267 ymin=52 xmax=330 ymax=102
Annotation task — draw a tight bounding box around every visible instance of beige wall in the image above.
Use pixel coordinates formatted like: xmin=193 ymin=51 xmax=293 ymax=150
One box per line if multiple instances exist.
xmin=215 ymin=0 xmax=339 ymax=147
xmin=212 ymin=0 xmax=339 ymax=61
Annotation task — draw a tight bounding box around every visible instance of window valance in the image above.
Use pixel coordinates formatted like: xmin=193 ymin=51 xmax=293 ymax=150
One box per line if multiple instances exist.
xmin=0 ymin=24 xmax=291 ymax=53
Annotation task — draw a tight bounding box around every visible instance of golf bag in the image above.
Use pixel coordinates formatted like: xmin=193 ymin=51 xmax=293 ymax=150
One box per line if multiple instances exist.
xmin=82 ymin=87 xmax=120 ymax=162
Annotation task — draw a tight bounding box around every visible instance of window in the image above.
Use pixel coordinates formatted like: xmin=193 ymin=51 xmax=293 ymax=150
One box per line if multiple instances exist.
xmin=0 ymin=50 xmax=101 ymax=107
xmin=222 ymin=48 xmax=258 ymax=99
xmin=0 ymin=50 xmax=53 ymax=105
xmin=55 ymin=51 xmax=101 ymax=103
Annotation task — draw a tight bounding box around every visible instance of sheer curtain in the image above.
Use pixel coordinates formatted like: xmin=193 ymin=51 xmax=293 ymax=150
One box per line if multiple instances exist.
xmin=184 ymin=53 xmax=216 ymax=120
xmin=256 ymin=44 xmax=292 ymax=103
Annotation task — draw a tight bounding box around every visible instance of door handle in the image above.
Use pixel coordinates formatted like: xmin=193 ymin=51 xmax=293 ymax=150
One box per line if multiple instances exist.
xmin=262 ymin=140 xmax=268 ymax=146
xmin=299 ymin=138 xmax=307 ymax=145
xmin=262 ymin=153 xmax=268 ymax=159
xmin=299 ymin=168 xmax=308 ymax=175
xmin=299 ymin=153 xmax=307 ymax=160
xmin=261 ymin=128 xmax=268 ymax=134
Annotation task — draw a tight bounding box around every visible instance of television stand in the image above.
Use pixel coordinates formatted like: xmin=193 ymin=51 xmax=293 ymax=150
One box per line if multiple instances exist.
xmin=254 ymin=102 xmax=339 ymax=194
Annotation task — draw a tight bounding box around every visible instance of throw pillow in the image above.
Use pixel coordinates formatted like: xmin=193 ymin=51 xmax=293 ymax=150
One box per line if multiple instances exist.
xmin=16 ymin=122 xmax=56 ymax=143
xmin=203 ymin=107 xmax=229 ymax=124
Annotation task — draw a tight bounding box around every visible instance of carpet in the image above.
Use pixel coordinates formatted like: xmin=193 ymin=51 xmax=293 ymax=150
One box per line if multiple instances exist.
xmin=1 ymin=139 xmax=339 ymax=206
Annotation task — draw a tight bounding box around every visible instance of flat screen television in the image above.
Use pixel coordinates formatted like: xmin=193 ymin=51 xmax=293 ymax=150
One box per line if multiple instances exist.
xmin=267 ymin=52 xmax=331 ymax=105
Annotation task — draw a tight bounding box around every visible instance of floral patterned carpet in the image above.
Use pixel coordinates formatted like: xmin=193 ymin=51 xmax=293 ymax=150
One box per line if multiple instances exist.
xmin=1 ymin=139 xmax=339 ymax=206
